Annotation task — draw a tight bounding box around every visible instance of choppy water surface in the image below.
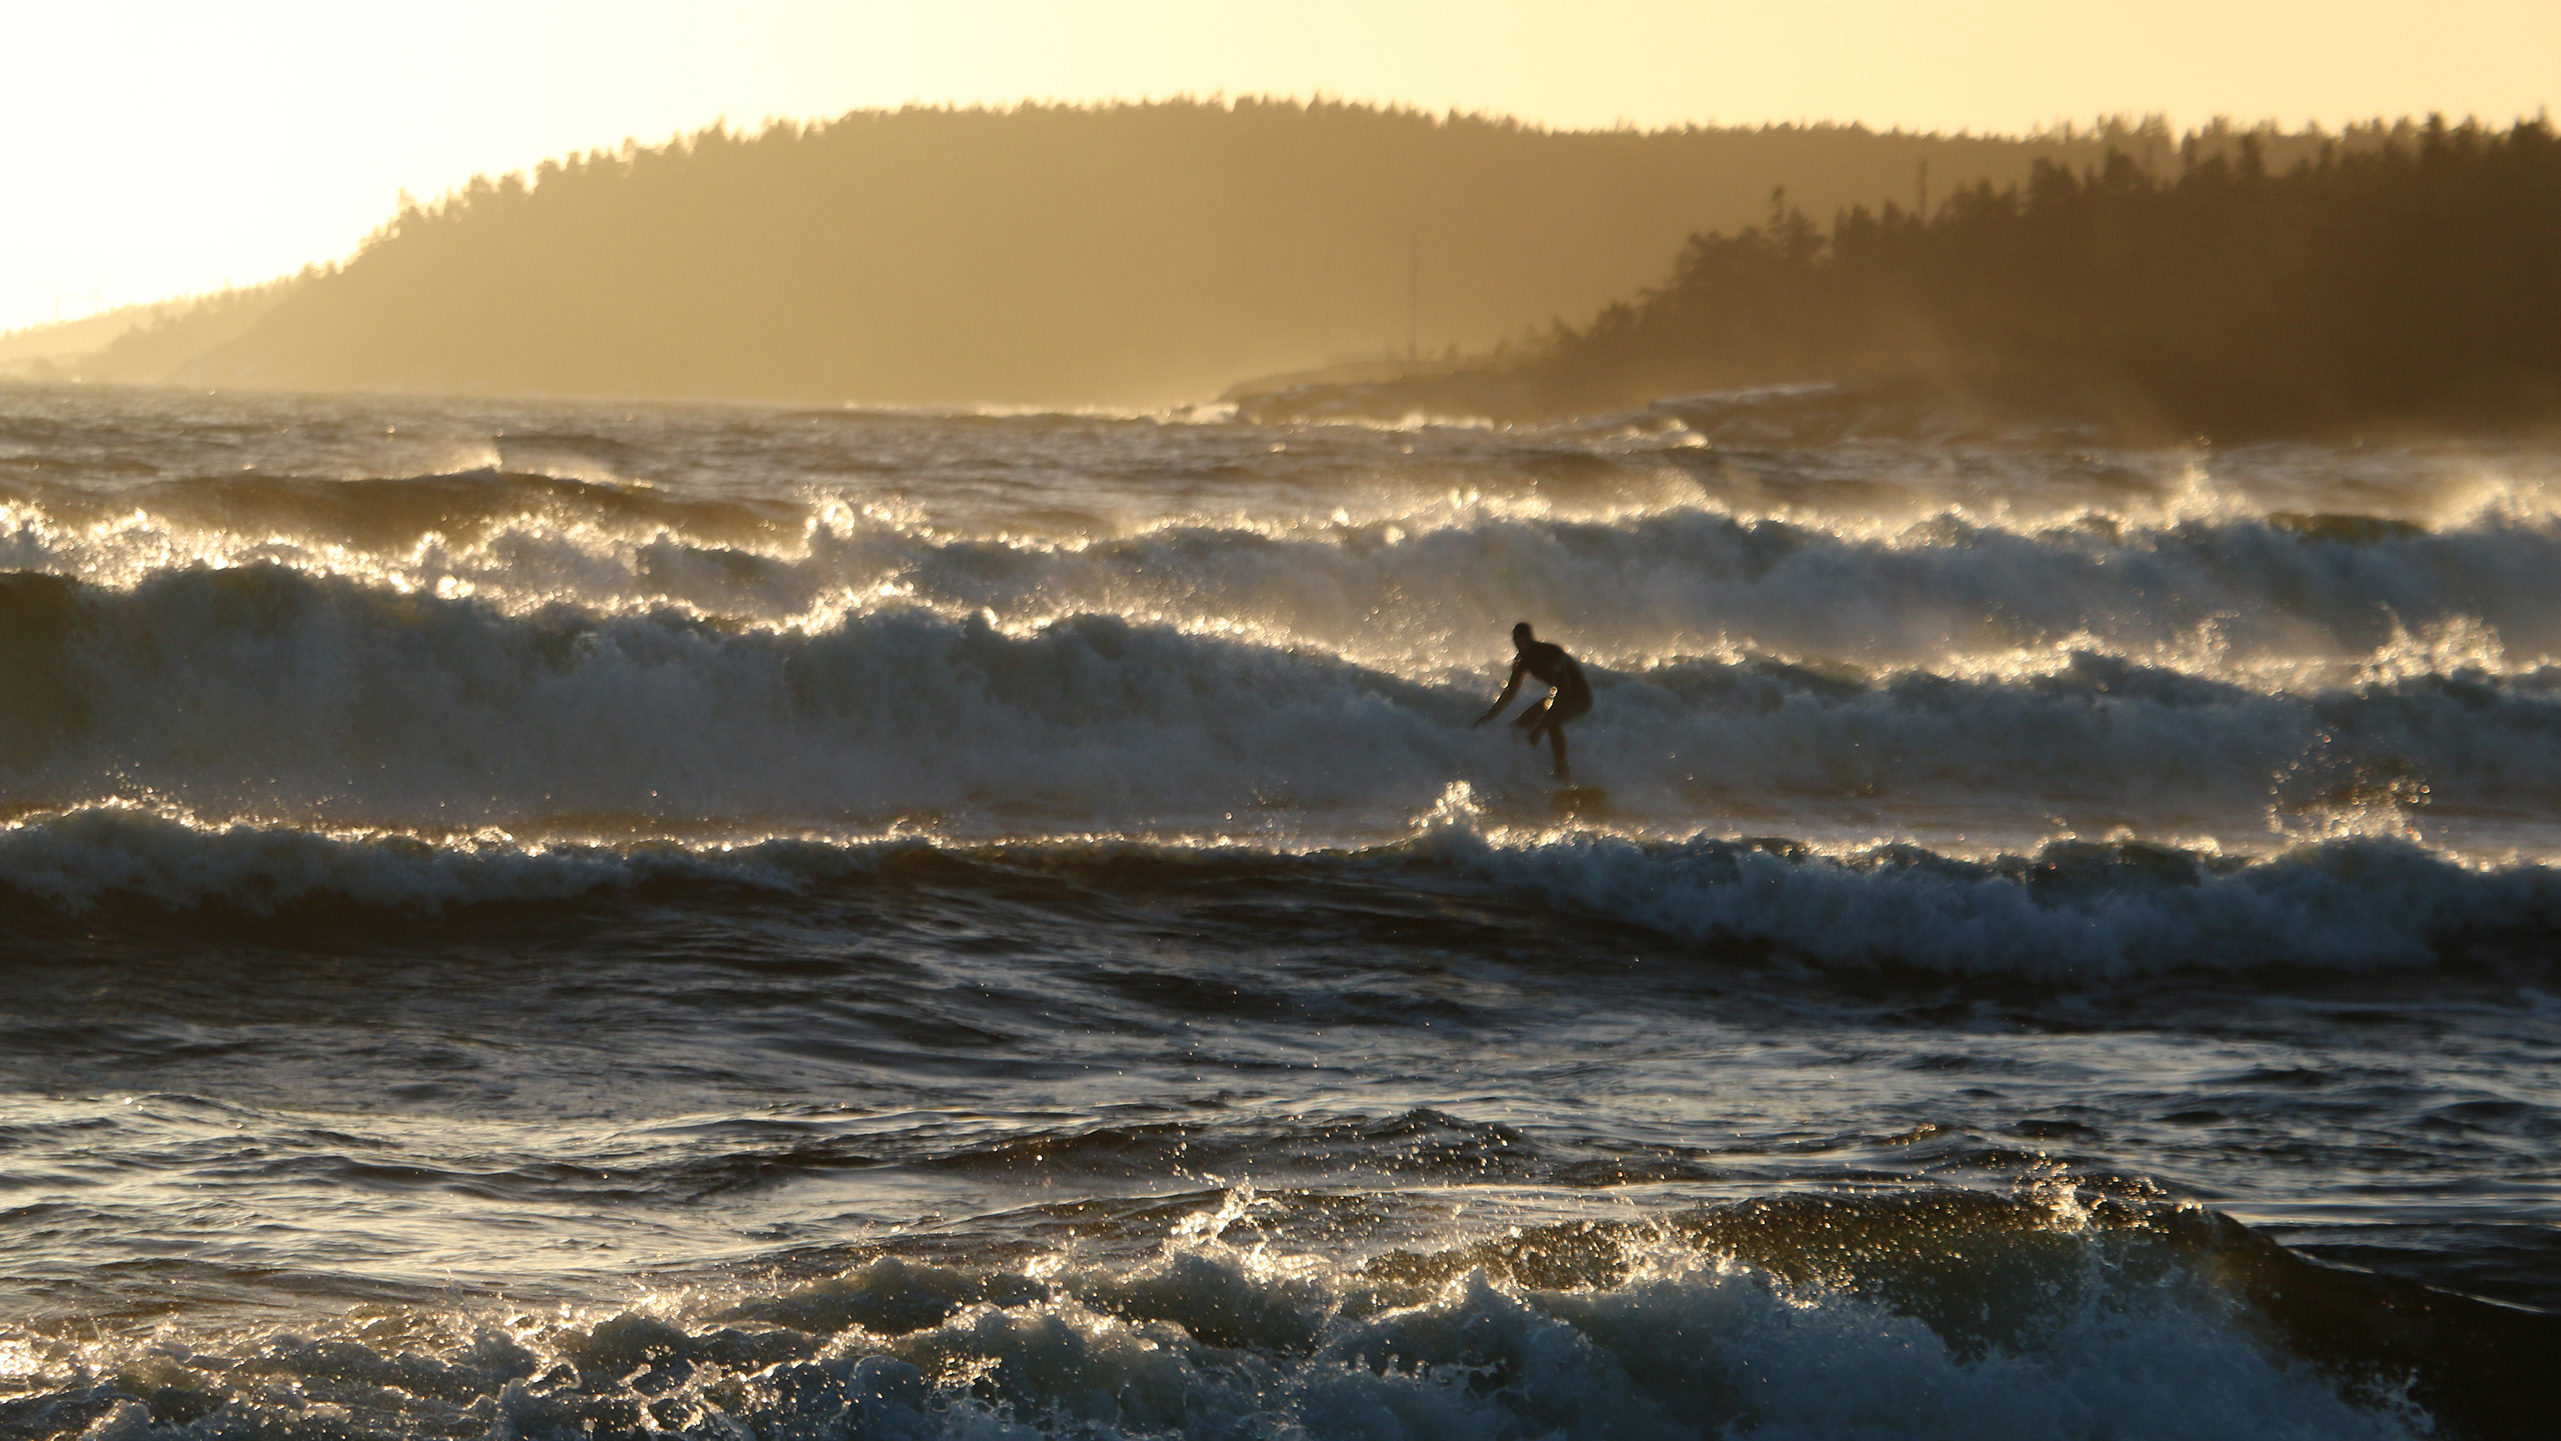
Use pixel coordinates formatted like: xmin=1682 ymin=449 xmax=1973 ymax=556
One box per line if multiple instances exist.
xmin=2 ymin=383 xmax=2557 ymax=1440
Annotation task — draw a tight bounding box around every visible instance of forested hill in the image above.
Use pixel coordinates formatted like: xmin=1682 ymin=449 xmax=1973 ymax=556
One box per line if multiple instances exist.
xmin=1430 ymin=117 xmax=2561 ymax=438
xmin=162 ymin=100 xmax=2166 ymax=407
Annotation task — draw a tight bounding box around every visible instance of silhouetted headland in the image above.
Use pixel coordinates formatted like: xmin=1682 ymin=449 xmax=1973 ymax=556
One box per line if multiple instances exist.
xmin=1242 ymin=118 xmax=2561 ymax=441
xmin=33 ymin=101 xmax=2193 ymax=406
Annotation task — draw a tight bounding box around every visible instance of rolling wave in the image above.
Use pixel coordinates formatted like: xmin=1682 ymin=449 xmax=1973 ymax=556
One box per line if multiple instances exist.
xmin=11 ymin=1188 xmax=2539 ymax=1441
xmin=12 ymin=370 xmax=2561 ymax=1441
xmin=1411 ymin=808 xmax=2559 ymax=976
xmin=8 ymin=564 xmax=2561 ymax=836
xmin=12 ymin=466 xmax=2561 ymax=682
xmin=5 ymin=804 xmax=2553 ymax=978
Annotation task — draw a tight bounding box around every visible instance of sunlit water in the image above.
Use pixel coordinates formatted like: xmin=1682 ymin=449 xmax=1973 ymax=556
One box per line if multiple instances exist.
xmin=1 ymin=383 xmax=2556 ymax=1440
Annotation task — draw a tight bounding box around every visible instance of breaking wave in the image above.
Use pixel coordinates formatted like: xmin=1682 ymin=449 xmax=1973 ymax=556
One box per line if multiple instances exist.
xmin=15 ymin=369 xmax=2561 ymax=1441
xmin=8 ymin=563 xmax=2561 ymax=836
xmin=4 ymin=804 xmax=2555 ymax=979
xmin=11 ymin=1189 xmax=2544 ymax=1441
xmin=11 ymin=465 xmax=2561 ymax=681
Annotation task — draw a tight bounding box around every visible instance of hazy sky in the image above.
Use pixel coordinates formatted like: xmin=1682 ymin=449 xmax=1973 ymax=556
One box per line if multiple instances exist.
xmin=4 ymin=0 xmax=2553 ymax=335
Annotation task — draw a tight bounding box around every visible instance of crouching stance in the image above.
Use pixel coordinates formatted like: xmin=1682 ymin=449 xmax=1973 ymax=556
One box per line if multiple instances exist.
xmin=1472 ymin=621 xmax=1592 ymax=781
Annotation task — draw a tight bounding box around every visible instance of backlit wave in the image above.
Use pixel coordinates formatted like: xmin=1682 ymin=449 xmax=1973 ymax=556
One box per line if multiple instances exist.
xmin=4 ymin=803 xmax=2552 ymax=979
xmin=10 ymin=467 xmax=2561 ymax=683
xmin=5 ymin=568 xmax=2557 ymax=839
xmin=2 ymin=1188 xmax=2509 ymax=1441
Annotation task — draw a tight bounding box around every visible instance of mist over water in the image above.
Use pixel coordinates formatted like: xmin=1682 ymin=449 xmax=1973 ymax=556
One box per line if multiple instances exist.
xmin=2 ymin=383 xmax=2557 ymax=1440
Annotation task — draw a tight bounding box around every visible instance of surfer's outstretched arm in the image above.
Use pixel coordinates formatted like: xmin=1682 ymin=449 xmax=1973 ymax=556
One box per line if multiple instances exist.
xmin=1472 ymin=660 xmax=1526 ymax=729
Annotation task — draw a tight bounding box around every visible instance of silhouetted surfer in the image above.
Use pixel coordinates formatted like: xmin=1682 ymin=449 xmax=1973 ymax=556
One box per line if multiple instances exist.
xmin=1473 ymin=621 xmax=1592 ymax=781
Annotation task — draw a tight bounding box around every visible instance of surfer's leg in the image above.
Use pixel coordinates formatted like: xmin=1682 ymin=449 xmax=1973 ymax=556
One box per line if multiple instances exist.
xmin=1535 ymin=687 xmax=1584 ymax=777
xmin=1546 ymin=687 xmax=1586 ymax=776
xmin=1514 ymin=697 xmax=1551 ymax=746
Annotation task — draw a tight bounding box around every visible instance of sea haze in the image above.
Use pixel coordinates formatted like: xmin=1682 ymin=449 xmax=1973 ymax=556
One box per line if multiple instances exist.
xmin=1 ymin=383 xmax=2556 ymax=1440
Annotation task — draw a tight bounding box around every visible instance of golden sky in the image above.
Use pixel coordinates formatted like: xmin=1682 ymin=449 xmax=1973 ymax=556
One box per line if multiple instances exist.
xmin=4 ymin=0 xmax=2553 ymax=335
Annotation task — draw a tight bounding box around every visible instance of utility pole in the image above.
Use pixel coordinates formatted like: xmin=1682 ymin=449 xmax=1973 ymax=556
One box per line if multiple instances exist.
xmin=1916 ymin=159 xmax=1929 ymax=219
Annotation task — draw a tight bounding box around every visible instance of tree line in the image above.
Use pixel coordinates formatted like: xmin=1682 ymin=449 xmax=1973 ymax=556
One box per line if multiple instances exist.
xmin=118 ymin=100 xmax=2161 ymax=406
xmin=1513 ymin=117 xmax=2561 ymax=436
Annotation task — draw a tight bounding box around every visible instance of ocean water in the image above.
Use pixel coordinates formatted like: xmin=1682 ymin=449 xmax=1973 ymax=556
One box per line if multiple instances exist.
xmin=2 ymin=382 xmax=2557 ymax=1440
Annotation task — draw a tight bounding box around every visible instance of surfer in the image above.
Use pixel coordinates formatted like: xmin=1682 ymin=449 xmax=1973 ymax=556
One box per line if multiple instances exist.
xmin=1472 ymin=621 xmax=1592 ymax=781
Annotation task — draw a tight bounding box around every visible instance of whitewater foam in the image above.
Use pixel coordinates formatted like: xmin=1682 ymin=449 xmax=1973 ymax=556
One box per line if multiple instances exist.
xmin=9 ymin=374 xmax=2560 ymax=1441
xmin=1 ymin=1192 xmax=2446 ymax=1441
xmin=16 ymin=464 xmax=2561 ymax=689
xmin=13 ymin=563 xmax=2561 ymax=846
xmin=1419 ymin=810 xmax=2558 ymax=977
xmin=4 ymin=802 xmax=2551 ymax=981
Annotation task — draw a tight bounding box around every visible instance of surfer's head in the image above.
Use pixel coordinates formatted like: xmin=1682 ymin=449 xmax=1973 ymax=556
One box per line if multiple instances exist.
xmin=1512 ymin=621 xmax=1535 ymax=647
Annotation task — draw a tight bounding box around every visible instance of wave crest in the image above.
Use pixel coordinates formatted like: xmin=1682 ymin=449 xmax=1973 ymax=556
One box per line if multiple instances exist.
xmin=5 ymin=805 xmax=2554 ymax=980
xmin=13 ymin=1190 xmax=2524 ymax=1441
xmin=11 ymin=564 xmax=2561 ymax=838
xmin=14 ymin=462 xmax=2561 ymax=683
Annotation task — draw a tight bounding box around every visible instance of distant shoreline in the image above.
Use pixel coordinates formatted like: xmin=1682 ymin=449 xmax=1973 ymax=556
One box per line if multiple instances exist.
xmin=1226 ymin=368 xmax=2561 ymax=446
